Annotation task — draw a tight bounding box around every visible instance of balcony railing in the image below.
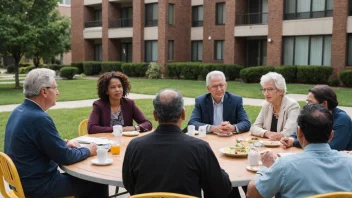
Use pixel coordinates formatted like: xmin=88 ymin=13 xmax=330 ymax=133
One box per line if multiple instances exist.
xmin=192 ymin=20 xmax=203 ymax=27
xmin=145 ymin=19 xmax=158 ymax=27
xmin=236 ymin=12 xmax=268 ymax=25
xmin=84 ymin=20 xmax=102 ymax=28
xmin=110 ymin=18 xmax=133 ymax=28
xmin=284 ymin=10 xmax=333 ymax=20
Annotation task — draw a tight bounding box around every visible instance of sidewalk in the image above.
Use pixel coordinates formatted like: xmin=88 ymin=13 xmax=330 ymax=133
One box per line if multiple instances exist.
xmin=1 ymin=93 xmax=352 ymax=117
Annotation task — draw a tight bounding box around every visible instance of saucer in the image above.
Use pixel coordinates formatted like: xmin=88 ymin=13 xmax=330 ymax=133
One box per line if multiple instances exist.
xmin=246 ymin=162 xmax=263 ymax=172
xmin=91 ymin=158 xmax=113 ymax=166
xmin=122 ymin=131 xmax=140 ymax=137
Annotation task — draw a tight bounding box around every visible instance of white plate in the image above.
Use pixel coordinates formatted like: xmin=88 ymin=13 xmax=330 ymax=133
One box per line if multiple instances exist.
xmin=263 ymin=141 xmax=281 ymax=147
xmin=219 ymin=147 xmax=248 ymax=157
xmin=215 ymin=132 xmax=233 ymax=137
xmin=122 ymin=131 xmax=140 ymax=137
xmin=77 ymin=137 xmax=112 ymax=145
xmin=246 ymin=163 xmax=263 ymax=172
xmin=186 ymin=130 xmax=199 ymax=135
xmin=91 ymin=158 xmax=113 ymax=166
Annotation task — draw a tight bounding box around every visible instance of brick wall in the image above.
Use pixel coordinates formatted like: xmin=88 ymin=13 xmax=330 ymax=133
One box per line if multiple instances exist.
xmin=71 ymin=0 xmax=85 ymax=62
xmin=133 ymin=0 xmax=145 ymax=62
xmin=267 ymin=0 xmax=283 ymax=66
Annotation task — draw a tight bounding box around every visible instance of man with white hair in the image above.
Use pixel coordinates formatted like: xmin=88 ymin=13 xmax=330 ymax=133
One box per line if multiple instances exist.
xmin=4 ymin=68 xmax=108 ymax=197
xmin=187 ymin=70 xmax=251 ymax=197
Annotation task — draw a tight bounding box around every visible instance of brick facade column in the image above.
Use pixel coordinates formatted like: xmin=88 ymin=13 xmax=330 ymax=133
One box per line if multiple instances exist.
xmin=158 ymin=0 xmax=168 ymax=74
xmin=331 ymin=0 xmax=348 ymax=75
xmin=133 ymin=0 xmax=145 ymax=62
xmin=102 ymin=2 xmax=119 ymax=61
xmin=233 ymin=0 xmax=247 ymax=65
xmin=267 ymin=0 xmax=283 ymax=66
xmin=203 ymin=0 xmax=226 ymax=63
xmin=224 ymin=0 xmax=235 ymax=64
xmin=71 ymin=0 xmax=85 ymax=62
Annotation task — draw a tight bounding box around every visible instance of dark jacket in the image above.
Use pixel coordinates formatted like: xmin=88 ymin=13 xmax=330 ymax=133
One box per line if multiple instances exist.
xmin=88 ymin=98 xmax=152 ymax=133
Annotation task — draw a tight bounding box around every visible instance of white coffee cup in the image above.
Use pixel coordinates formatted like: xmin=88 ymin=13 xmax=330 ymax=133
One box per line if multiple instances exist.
xmin=187 ymin=125 xmax=195 ymax=136
xmin=199 ymin=126 xmax=207 ymax=138
xmin=97 ymin=148 xmax=108 ymax=163
xmin=248 ymin=150 xmax=260 ymax=166
xmin=113 ymin=125 xmax=122 ymax=136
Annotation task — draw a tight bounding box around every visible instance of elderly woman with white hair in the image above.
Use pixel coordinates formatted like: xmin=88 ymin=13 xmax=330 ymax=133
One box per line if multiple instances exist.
xmin=250 ymin=72 xmax=300 ymax=140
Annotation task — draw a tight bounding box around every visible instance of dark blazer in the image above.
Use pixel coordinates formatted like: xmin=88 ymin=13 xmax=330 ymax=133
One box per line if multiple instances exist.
xmin=122 ymin=124 xmax=232 ymax=198
xmin=188 ymin=92 xmax=251 ymax=133
xmin=88 ymin=98 xmax=152 ymax=134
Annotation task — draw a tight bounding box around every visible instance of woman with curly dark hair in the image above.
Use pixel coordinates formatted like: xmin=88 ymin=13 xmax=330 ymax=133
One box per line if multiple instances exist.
xmin=88 ymin=72 xmax=152 ymax=134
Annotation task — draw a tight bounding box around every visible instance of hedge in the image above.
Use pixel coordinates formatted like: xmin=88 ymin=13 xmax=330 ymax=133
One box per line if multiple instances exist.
xmin=274 ymin=65 xmax=297 ymax=83
xmin=296 ymin=66 xmax=332 ymax=84
xmin=83 ymin=62 xmax=101 ymax=75
xmin=121 ymin=62 xmax=149 ymax=77
xmin=60 ymin=67 xmax=78 ymax=80
xmin=71 ymin=62 xmax=84 ymax=74
xmin=101 ymin=62 xmax=123 ymax=73
xmin=240 ymin=66 xmax=275 ymax=83
xmin=166 ymin=62 xmax=243 ymax=80
xmin=340 ymin=70 xmax=352 ymax=87
xmin=43 ymin=64 xmax=62 ymax=71
xmin=146 ymin=63 xmax=162 ymax=79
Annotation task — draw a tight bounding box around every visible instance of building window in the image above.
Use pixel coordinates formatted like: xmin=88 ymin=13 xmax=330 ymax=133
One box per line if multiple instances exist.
xmin=168 ymin=40 xmax=174 ymax=61
xmin=145 ymin=40 xmax=158 ymax=62
xmin=94 ymin=9 xmax=102 ymax=21
xmin=94 ymin=44 xmax=102 ymax=61
xmin=347 ymin=34 xmax=352 ymax=65
xmin=236 ymin=0 xmax=268 ymax=25
xmin=120 ymin=7 xmax=133 ymax=28
xmin=283 ymin=35 xmax=331 ymax=66
xmin=284 ymin=0 xmax=334 ymax=20
xmin=350 ymin=0 xmax=352 ymax=15
xmin=145 ymin=3 xmax=158 ymax=27
xmin=121 ymin=42 xmax=132 ymax=62
xmin=59 ymin=0 xmax=70 ymax=5
xmin=192 ymin=6 xmax=203 ymax=27
xmin=214 ymin=40 xmax=224 ymax=60
xmin=192 ymin=41 xmax=203 ymax=61
xmin=216 ymin=3 xmax=226 ymax=25
xmin=168 ymin=4 xmax=175 ymax=25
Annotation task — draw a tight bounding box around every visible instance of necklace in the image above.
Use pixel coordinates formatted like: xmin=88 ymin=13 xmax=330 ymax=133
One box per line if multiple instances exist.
xmin=273 ymin=107 xmax=280 ymax=119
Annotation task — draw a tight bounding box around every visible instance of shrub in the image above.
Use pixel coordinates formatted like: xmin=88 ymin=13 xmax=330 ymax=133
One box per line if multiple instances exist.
xmin=340 ymin=70 xmax=352 ymax=87
xmin=6 ymin=65 xmax=15 ymax=73
xmin=274 ymin=65 xmax=297 ymax=83
xmin=328 ymin=78 xmax=340 ymax=87
xmin=101 ymin=62 xmax=123 ymax=73
xmin=180 ymin=62 xmax=201 ymax=80
xmin=19 ymin=63 xmax=31 ymax=68
xmin=296 ymin=66 xmax=333 ymax=84
xmin=83 ymin=61 xmax=101 ymax=75
xmin=43 ymin=64 xmax=63 ymax=71
xmin=146 ymin=63 xmax=162 ymax=79
xmin=121 ymin=62 xmax=149 ymax=77
xmin=166 ymin=63 xmax=183 ymax=79
xmin=19 ymin=67 xmax=26 ymax=74
xmin=60 ymin=67 xmax=78 ymax=80
xmin=23 ymin=66 xmax=35 ymax=73
xmin=71 ymin=62 xmax=84 ymax=74
xmin=240 ymin=66 xmax=275 ymax=83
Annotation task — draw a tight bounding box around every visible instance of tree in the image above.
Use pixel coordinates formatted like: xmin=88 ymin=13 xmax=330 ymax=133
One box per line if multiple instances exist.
xmin=27 ymin=11 xmax=71 ymax=68
xmin=0 ymin=0 xmax=59 ymax=88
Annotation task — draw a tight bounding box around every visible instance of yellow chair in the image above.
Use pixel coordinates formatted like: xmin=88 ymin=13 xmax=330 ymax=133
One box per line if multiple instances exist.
xmin=130 ymin=192 xmax=197 ymax=198
xmin=307 ymin=192 xmax=352 ymax=198
xmin=78 ymin=119 xmax=88 ymax=136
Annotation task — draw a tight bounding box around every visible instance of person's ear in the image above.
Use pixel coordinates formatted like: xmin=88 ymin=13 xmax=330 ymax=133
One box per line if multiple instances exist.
xmin=206 ymin=85 xmax=211 ymax=93
xmin=41 ymin=88 xmax=47 ymax=97
xmin=153 ymin=110 xmax=158 ymax=121
xmin=329 ymin=130 xmax=334 ymax=142
xmin=181 ymin=108 xmax=185 ymax=121
xmin=297 ymin=126 xmax=304 ymax=138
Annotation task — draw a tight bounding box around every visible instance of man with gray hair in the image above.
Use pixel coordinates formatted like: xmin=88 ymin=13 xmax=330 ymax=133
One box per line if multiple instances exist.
xmin=123 ymin=89 xmax=231 ymax=198
xmin=4 ymin=68 xmax=108 ymax=197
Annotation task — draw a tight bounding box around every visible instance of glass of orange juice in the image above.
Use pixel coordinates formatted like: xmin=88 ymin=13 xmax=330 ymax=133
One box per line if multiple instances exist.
xmin=111 ymin=144 xmax=121 ymax=155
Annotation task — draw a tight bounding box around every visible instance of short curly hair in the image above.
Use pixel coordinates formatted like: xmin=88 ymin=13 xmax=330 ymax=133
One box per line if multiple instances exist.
xmin=97 ymin=72 xmax=131 ymax=102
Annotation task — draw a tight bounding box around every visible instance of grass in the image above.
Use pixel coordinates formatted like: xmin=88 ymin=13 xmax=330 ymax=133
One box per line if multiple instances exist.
xmin=1 ymin=78 xmax=352 ymax=106
xmin=0 ymin=98 xmax=261 ymax=152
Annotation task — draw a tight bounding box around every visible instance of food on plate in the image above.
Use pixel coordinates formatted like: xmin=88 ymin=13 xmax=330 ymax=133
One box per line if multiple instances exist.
xmin=263 ymin=141 xmax=281 ymax=146
xmin=225 ymin=145 xmax=249 ymax=155
xmin=246 ymin=137 xmax=260 ymax=143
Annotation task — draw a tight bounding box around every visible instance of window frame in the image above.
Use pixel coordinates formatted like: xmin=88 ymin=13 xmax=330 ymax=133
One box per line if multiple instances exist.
xmin=145 ymin=3 xmax=158 ymax=27
xmin=94 ymin=44 xmax=102 ymax=62
xmin=216 ymin=2 xmax=226 ymax=25
xmin=168 ymin=4 xmax=175 ymax=25
xmin=145 ymin=40 xmax=158 ymax=62
xmin=214 ymin=40 xmax=224 ymax=61
xmin=191 ymin=41 xmax=203 ymax=62
xmin=192 ymin=6 xmax=204 ymax=27
xmin=168 ymin=40 xmax=174 ymax=61
xmin=283 ymin=0 xmax=334 ymax=20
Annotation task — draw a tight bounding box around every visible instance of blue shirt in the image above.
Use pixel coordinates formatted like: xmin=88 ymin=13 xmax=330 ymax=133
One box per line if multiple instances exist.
xmin=4 ymin=99 xmax=90 ymax=197
xmin=256 ymin=144 xmax=352 ymax=198
xmin=292 ymin=108 xmax=352 ymax=150
xmin=212 ymin=97 xmax=224 ymax=126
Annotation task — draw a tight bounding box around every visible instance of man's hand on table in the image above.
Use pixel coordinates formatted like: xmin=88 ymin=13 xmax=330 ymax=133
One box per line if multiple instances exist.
xmin=280 ymin=137 xmax=294 ymax=149
xmin=261 ymin=151 xmax=277 ymax=168
xmin=264 ymin=131 xmax=282 ymax=141
xmin=87 ymin=143 xmax=98 ymax=156
xmin=66 ymin=140 xmax=81 ymax=148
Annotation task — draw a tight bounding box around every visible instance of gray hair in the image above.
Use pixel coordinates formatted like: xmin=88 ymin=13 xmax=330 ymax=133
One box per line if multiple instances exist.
xmin=23 ymin=68 xmax=56 ymax=98
xmin=260 ymin=72 xmax=287 ymax=95
xmin=153 ymin=89 xmax=184 ymax=123
xmin=206 ymin=71 xmax=226 ymax=86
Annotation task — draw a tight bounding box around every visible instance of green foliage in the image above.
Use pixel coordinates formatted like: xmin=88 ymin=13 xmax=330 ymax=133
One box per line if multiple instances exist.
xmin=146 ymin=63 xmax=162 ymax=79
xmin=23 ymin=65 xmax=35 ymax=73
xmin=6 ymin=65 xmax=15 ymax=73
xmin=43 ymin=64 xmax=62 ymax=71
xmin=83 ymin=62 xmax=102 ymax=75
xmin=71 ymin=62 xmax=84 ymax=74
xmin=240 ymin=66 xmax=275 ymax=83
xmin=166 ymin=63 xmax=183 ymax=79
xmin=274 ymin=65 xmax=297 ymax=83
xmin=121 ymin=63 xmax=149 ymax=77
xmin=101 ymin=62 xmax=123 ymax=73
xmin=19 ymin=63 xmax=31 ymax=68
xmin=296 ymin=66 xmax=333 ymax=84
xmin=328 ymin=78 xmax=340 ymax=87
xmin=340 ymin=70 xmax=352 ymax=87
xmin=60 ymin=67 xmax=78 ymax=80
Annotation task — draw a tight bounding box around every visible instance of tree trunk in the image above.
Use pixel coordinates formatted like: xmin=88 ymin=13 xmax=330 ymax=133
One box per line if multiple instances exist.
xmin=33 ymin=55 xmax=40 ymax=68
xmin=12 ymin=52 xmax=22 ymax=89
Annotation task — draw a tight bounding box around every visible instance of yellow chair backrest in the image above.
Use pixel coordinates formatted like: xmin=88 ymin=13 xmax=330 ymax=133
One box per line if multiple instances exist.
xmin=307 ymin=192 xmax=352 ymax=198
xmin=0 ymin=152 xmax=25 ymax=198
xmin=130 ymin=192 xmax=197 ymax=198
xmin=78 ymin=119 xmax=88 ymax=136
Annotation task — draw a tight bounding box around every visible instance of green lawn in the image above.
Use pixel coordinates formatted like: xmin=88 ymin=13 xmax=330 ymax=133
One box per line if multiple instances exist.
xmin=0 ymin=99 xmax=261 ymax=152
xmin=1 ymin=78 xmax=352 ymax=106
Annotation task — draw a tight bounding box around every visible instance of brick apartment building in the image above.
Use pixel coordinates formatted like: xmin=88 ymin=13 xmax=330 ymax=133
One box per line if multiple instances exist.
xmin=58 ymin=0 xmax=72 ymax=65
xmin=71 ymin=0 xmax=352 ymax=75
